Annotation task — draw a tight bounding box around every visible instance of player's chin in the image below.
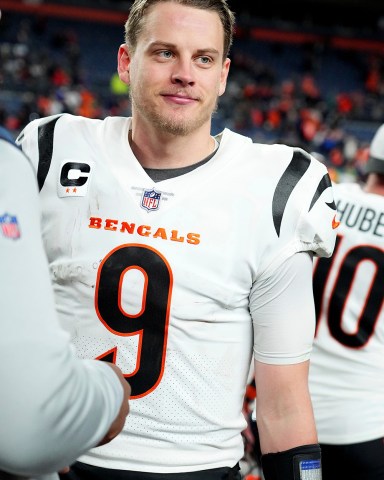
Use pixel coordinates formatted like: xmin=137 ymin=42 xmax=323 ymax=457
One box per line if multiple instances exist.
xmin=156 ymin=114 xmax=196 ymax=135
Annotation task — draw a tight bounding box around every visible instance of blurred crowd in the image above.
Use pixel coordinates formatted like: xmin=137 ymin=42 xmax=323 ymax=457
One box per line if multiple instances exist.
xmin=1 ymin=9 xmax=384 ymax=183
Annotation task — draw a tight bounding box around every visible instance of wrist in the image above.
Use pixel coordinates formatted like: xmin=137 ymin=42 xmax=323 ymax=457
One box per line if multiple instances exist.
xmin=261 ymin=443 xmax=321 ymax=480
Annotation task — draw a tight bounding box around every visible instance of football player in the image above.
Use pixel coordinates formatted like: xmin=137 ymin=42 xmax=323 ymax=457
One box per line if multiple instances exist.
xmin=16 ymin=1 xmax=337 ymax=478
xmin=310 ymin=123 xmax=384 ymax=479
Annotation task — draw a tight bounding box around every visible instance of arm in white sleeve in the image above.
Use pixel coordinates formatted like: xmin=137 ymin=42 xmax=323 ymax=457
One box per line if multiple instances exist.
xmin=251 ymin=252 xmax=319 ymax=454
xmin=251 ymin=251 xmax=316 ymax=365
xmin=0 ymin=138 xmax=124 ymax=476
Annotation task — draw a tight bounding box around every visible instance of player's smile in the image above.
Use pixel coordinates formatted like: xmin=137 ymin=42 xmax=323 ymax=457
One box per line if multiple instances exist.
xmin=161 ymin=93 xmax=198 ymax=106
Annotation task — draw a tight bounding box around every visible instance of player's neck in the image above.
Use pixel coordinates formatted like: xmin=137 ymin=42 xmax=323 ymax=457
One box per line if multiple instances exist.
xmin=128 ymin=124 xmax=216 ymax=169
xmin=364 ymin=173 xmax=384 ymax=197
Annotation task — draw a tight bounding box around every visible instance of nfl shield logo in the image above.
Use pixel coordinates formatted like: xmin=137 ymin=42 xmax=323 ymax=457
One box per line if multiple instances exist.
xmin=0 ymin=213 xmax=21 ymax=240
xmin=141 ymin=188 xmax=161 ymax=212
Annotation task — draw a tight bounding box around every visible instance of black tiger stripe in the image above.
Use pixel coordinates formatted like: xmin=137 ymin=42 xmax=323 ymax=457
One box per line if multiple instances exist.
xmin=37 ymin=115 xmax=62 ymax=191
xmin=272 ymin=150 xmax=310 ymax=237
xmin=309 ymin=173 xmax=336 ymax=211
xmin=16 ymin=132 xmax=24 ymax=143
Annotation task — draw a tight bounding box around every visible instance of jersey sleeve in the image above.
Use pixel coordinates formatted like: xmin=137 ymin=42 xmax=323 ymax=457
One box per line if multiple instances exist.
xmin=0 ymin=138 xmax=123 ymax=476
xmin=295 ymin=153 xmax=338 ymax=258
xmin=251 ymin=251 xmax=316 ymax=365
xmin=250 ymin=148 xmax=338 ymax=366
xmin=259 ymin=147 xmax=338 ymax=278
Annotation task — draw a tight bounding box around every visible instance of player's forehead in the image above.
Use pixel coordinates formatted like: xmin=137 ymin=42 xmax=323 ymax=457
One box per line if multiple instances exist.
xmin=137 ymin=2 xmax=225 ymax=54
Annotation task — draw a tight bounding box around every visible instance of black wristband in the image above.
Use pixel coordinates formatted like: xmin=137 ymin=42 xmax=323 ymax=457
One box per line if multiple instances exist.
xmin=261 ymin=443 xmax=321 ymax=480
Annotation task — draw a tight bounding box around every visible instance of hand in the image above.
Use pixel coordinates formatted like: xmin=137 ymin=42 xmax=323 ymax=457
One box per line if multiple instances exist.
xmin=96 ymin=362 xmax=131 ymax=446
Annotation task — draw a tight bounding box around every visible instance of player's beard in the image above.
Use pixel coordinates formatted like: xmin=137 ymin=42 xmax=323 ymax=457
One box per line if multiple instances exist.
xmin=129 ymin=86 xmax=219 ymax=136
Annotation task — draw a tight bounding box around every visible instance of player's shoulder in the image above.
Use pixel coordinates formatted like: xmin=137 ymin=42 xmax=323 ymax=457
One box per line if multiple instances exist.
xmin=16 ymin=113 xmax=125 ymax=144
xmin=251 ymin=141 xmax=329 ymax=183
xmin=258 ymin=144 xmax=328 ymax=173
xmin=332 ymin=181 xmax=359 ymax=197
xmin=17 ymin=113 xmax=92 ymax=137
xmin=334 ymin=180 xmax=384 ymax=208
xmin=332 ymin=181 xmax=377 ymax=208
xmin=225 ymin=129 xmax=328 ymax=173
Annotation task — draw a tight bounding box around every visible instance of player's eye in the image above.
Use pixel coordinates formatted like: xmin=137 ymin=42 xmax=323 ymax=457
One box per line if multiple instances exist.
xmin=159 ymin=50 xmax=173 ymax=59
xmin=196 ymin=56 xmax=213 ymax=67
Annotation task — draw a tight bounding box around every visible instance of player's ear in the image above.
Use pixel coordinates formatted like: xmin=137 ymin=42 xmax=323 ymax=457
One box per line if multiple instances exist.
xmin=117 ymin=44 xmax=131 ymax=84
xmin=218 ymin=57 xmax=231 ymax=97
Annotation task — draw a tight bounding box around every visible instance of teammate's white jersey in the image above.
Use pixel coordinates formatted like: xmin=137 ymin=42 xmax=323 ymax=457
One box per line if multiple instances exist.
xmin=17 ymin=113 xmax=337 ymax=472
xmin=309 ymin=182 xmax=384 ymax=444
xmin=0 ymin=136 xmax=123 ymax=479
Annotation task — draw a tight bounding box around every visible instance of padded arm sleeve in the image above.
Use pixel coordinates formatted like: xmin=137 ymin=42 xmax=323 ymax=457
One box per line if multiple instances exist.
xmin=262 ymin=444 xmax=322 ymax=480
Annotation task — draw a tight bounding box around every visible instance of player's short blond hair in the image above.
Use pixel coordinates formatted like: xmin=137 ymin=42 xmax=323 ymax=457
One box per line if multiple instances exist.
xmin=124 ymin=0 xmax=235 ymax=61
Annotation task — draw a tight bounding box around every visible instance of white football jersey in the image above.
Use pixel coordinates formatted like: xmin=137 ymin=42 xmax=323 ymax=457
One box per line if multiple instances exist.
xmin=0 ymin=136 xmax=123 ymax=479
xmin=17 ymin=113 xmax=337 ymax=472
xmin=310 ymin=182 xmax=384 ymax=444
